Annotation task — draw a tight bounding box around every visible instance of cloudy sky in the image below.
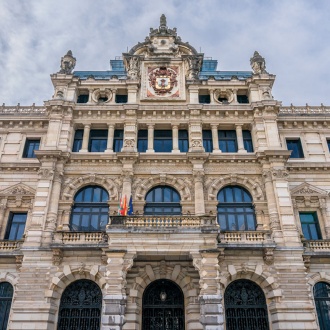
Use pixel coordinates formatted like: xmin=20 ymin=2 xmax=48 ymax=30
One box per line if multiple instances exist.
xmin=0 ymin=0 xmax=329 ymax=106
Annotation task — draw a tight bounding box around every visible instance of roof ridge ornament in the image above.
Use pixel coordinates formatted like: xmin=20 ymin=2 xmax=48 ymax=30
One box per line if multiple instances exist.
xmin=160 ymin=14 xmax=167 ymax=28
xmin=58 ymin=50 xmax=76 ymax=75
xmin=250 ymin=51 xmax=267 ymax=74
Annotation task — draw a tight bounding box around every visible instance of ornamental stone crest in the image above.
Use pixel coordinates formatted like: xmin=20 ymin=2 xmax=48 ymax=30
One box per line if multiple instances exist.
xmin=148 ymin=66 xmax=178 ymax=96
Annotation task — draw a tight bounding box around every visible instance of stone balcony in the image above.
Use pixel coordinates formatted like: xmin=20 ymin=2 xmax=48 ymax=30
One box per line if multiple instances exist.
xmin=0 ymin=240 xmax=23 ymax=252
xmin=218 ymin=231 xmax=275 ymax=249
xmin=303 ymin=240 xmax=330 ymax=253
xmin=108 ymin=215 xmax=218 ymax=230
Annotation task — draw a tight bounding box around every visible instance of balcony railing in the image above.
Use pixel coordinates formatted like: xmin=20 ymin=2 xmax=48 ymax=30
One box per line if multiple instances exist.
xmin=109 ymin=215 xmax=217 ymax=228
xmin=219 ymin=231 xmax=272 ymax=244
xmin=53 ymin=231 xmax=107 ymax=245
xmin=0 ymin=240 xmax=22 ymax=251
xmin=304 ymin=240 xmax=330 ymax=251
xmin=0 ymin=104 xmax=47 ymax=116
xmin=279 ymin=105 xmax=330 ymax=115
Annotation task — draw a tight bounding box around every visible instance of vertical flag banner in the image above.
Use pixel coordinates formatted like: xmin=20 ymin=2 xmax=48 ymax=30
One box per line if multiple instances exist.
xmin=118 ymin=195 xmax=123 ymax=215
xmin=128 ymin=195 xmax=133 ymax=215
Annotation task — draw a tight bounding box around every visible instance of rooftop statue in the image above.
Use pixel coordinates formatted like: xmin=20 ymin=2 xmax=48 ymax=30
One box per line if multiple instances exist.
xmin=58 ymin=50 xmax=76 ymax=74
xmin=250 ymin=51 xmax=267 ymax=74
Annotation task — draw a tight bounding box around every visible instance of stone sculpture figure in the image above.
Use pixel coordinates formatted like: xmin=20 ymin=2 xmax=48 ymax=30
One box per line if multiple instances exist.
xmin=58 ymin=50 xmax=76 ymax=74
xmin=124 ymin=55 xmax=141 ymax=80
xmin=250 ymin=51 xmax=267 ymax=74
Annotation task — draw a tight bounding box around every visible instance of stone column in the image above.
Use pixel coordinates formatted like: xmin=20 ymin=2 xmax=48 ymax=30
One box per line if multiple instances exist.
xmin=111 ymin=88 xmax=117 ymax=104
xmin=172 ymin=125 xmax=179 ymax=153
xmin=191 ymin=251 xmax=224 ymax=329
xmin=121 ymin=172 xmax=133 ymax=201
xmin=146 ymin=124 xmax=154 ymax=153
xmin=194 ymin=172 xmax=205 ymax=216
xmin=0 ymin=199 xmax=7 ymax=235
xmin=43 ymin=163 xmax=64 ymax=244
xmin=235 ymin=124 xmax=246 ymax=153
xmin=232 ymin=88 xmax=238 ymax=104
xmin=262 ymin=169 xmax=282 ymax=242
xmin=209 ymin=89 xmax=215 ymax=104
xmin=102 ymin=250 xmax=135 ymax=330
xmin=106 ymin=124 xmax=115 ymax=153
xmin=211 ymin=125 xmax=220 ymax=153
xmin=80 ymin=124 xmax=90 ymax=152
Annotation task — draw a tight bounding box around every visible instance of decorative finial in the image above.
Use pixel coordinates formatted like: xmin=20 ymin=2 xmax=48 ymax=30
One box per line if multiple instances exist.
xmin=160 ymin=14 xmax=167 ymax=28
xmin=250 ymin=51 xmax=267 ymax=74
xmin=58 ymin=50 xmax=76 ymax=74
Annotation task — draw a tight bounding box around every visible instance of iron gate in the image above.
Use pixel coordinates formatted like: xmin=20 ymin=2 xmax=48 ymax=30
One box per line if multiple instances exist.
xmin=142 ymin=279 xmax=184 ymax=330
xmin=57 ymin=279 xmax=102 ymax=330
xmin=225 ymin=279 xmax=269 ymax=330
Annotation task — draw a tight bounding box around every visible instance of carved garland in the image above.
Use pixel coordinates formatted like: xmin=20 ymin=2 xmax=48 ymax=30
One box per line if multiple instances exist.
xmin=206 ymin=175 xmax=265 ymax=201
xmin=61 ymin=175 xmax=120 ymax=201
xmin=134 ymin=174 xmax=192 ymax=201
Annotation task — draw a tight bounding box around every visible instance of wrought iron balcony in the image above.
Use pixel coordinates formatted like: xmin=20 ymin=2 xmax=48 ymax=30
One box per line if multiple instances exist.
xmin=108 ymin=215 xmax=218 ymax=228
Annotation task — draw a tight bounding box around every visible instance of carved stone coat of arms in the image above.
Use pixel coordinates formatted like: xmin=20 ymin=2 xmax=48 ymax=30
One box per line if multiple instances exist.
xmin=148 ymin=66 xmax=179 ymax=97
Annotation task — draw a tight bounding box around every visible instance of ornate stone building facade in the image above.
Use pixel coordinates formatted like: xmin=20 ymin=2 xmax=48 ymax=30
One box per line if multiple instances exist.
xmin=0 ymin=15 xmax=330 ymax=330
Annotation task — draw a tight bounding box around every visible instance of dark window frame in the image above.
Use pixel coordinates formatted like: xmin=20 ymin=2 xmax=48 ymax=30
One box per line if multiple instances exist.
xmin=203 ymin=130 xmax=213 ymax=152
xmin=113 ymin=129 xmax=124 ymax=152
xmin=199 ymin=95 xmax=211 ymax=104
xmin=88 ymin=129 xmax=108 ymax=152
xmin=72 ymin=129 xmax=83 ymax=152
xmin=115 ymin=94 xmax=128 ymax=103
xmin=314 ymin=282 xmax=330 ymax=330
xmin=243 ymin=130 xmax=254 ymax=152
xmin=286 ymin=138 xmax=304 ymax=158
xmin=70 ymin=186 xmax=109 ymax=232
xmin=22 ymin=138 xmax=40 ymax=158
xmin=137 ymin=130 xmax=148 ymax=152
xmin=218 ymin=130 xmax=238 ymax=152
xmin=5 ymin=212 xmax=27 ymax=240
xmin=178 ymin=130 xmax=189 ymax=152
xmin=154 ymin=130 xmax=172 ymax=153
xmin=217 ymin=186 xmax=256 ymax=231
xmin=299 ymin=212 xmax=322 ymax=240
xmin=327 ymin=139 xmax=330 ymax=152
xmin=144 ymin=186 xmax=181 ymax=215
xmin=0 ymin=282 xmax=14 ymax=330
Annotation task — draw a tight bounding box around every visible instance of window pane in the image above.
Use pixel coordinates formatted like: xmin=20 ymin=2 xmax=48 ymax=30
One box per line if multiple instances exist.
xmin=6 ymin=213 xmax=27 ymax=240
xmin=287 ymin=139 xmax=304 ymax=158
xmin=299 ymin=212 xmax=321 ymax=239
xmin=164 ymin=188 xmax=171 ymax=202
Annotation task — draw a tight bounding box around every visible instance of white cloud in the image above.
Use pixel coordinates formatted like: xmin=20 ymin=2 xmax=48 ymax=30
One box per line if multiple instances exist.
xmin=0 ymin=0 xmax=329 ymax=105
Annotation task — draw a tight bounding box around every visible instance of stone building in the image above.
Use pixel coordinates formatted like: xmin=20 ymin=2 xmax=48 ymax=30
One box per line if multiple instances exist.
xmin=0 ymin=15 xmax=329 ymax=330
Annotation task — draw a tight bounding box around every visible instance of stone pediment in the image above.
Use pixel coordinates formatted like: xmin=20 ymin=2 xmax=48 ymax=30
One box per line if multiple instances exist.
xmin=0 ymin=183 xmax=36 ymax=197
xmin=291 ymin=183 xmax=329 ymax=197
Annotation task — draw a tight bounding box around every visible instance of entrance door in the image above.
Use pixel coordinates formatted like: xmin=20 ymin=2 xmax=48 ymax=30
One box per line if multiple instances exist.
xmin=142 ymin=279 xmax=184 ymax=330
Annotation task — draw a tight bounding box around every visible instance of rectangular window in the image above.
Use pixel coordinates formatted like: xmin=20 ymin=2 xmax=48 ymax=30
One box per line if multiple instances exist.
xmin=115 ymin=95 xmax=128 ymax=103
xmin=88 ymin=130 xmax=108 ymax=152
xmin=237 ymin=95 xmax=249 ymax=104
xmin=113 ymin=130 xmax=124 ymax=152
xmin=218 ymin=130 xmax=237 ymax=152
xmin=154 ymin=130 xmax=172 ymax=152
xmin=203 ymin=130 xmax=213 ymax=152
xmin=72 ymin=129 xmax=83 ymax=152
xmin=199 ymin=95 xmax=210 ymax=104
xmin=243 ymin=130 xmax=254 ymax=152
xmin=77 ymin=94 xmax=89 ymax=103
xmin=327 ymin=139 xmax=330 ymax=152
xmin=5 ymin=213 xmax=27 ymax=240
xmin=23 ymin=139 xmax=40 ymax=158
xmin=286 ymin=138 xmax=304 ymax=158
xmin=299 ymin=212 xmax=322 ymax=240
xmin=137 ymin=130 xmax=148 ymax=152
xmin=178 ymin=130 xmax=189 ymax=152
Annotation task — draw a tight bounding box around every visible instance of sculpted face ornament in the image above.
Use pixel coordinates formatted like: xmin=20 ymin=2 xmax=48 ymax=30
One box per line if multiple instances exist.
xmin=148 ymin=66 xmax=178 ymax=95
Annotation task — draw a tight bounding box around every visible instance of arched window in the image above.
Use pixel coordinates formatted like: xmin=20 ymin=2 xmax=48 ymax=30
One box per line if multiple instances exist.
xmin=58 ymin=279 xmax=102 ymax=330
xmin=225 ymin=279 xmax=269 ymax=330
xmin=0 ymin=282 xmax=13 ymax=330
xmin=217 ymin=186 xmax=256 ymax=231
xmin=142 ymin=279 xmax=184 ymax=329
xmin=144 ymin=186 xmax=181 ymax=215
xmin=314 ymin=282 xmax=330 ymax=329
xmin=70 ymin=185 xmax=109 ymax=231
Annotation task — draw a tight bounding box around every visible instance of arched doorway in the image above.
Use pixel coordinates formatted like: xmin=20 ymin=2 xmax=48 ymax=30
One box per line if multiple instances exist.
xmin=314 ymin=281 xmax=330 ymax=330
xmin=57 ymin=279 xmax=102 ymax=330
xmin=142 ymin=279 xmax=184 ymax=330
xmin=0 ymin=282 xmax=13 ymax=330
xmin=224 ymin=279 xmax=270 ymax=330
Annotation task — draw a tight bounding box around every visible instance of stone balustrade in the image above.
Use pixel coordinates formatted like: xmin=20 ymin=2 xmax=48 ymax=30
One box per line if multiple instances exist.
xmin=219 ymin=231 xmax=271 ymax=244
xmin=304 ymin=240 xmax=330 ymax=251
xmin=53 ymin=231 xmax=107 ymax=245
xmin=109 ymin=215 xmax=217 ymax=228
xmin=0 ymin=240 xmax=22 ymax=251
xmin=0 ymin=104 xmax=47 ymax=116
xmin=279 ymin=105 xmax=330 ymax=115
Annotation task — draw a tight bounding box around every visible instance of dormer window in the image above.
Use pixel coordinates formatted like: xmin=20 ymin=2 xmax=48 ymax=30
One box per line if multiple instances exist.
xmin=237 ymin=94 xmax=249 ymax=104
xmin=77 ymin=94 xmax=89 ymax=103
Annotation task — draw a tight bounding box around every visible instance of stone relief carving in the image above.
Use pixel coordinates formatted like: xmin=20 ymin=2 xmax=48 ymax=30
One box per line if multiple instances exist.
xmin=91 ymin=88 xmax=112 ymax=103
xmin=250 ymin=51 xmax=267 ymax=74
xmin=272 ymin=169 xmax=289 ymax=179
xmin=123 ymin=55 xmax=141 ymax=80
xmin=52 ymin=249 xmax=63 ymax=266
xmin=263 ymin=248 xmax=274 ymax=265
xmin=58 ymin=50 xmax=76 ymax=74
xmin=123 ymin=139 xmax=135 ymax=148
xmin=183 ymin=55 xmax=203 ymax=80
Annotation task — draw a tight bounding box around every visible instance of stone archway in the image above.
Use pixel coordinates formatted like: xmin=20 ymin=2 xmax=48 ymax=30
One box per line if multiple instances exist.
xmin=142 ymin=279 xmax=185 ymax=330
